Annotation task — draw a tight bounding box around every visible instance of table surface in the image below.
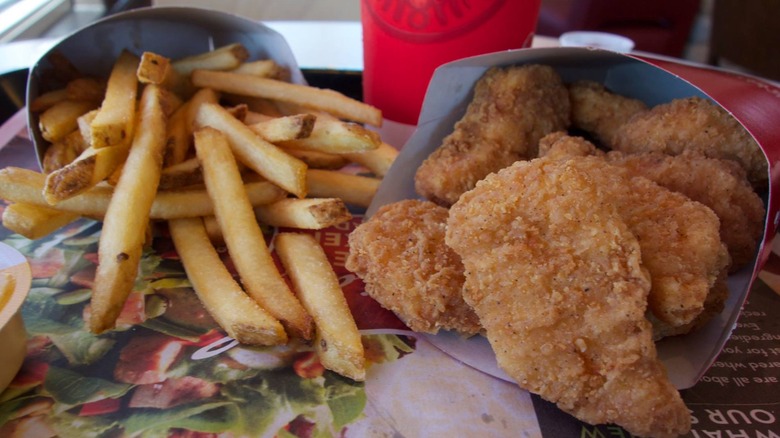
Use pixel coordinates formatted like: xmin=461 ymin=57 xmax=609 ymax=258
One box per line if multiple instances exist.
xmin=0 ymin=21 xmax=779 ymax=438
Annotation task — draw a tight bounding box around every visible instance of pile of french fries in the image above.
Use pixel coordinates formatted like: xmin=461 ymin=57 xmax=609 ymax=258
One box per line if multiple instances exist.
xmin=0 ymin=42 xmax=399 ymax=381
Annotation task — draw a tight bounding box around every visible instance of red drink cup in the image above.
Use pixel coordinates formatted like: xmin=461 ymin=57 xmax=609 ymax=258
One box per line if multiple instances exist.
xmin=361 ymin=0 xmax=542 ymax=126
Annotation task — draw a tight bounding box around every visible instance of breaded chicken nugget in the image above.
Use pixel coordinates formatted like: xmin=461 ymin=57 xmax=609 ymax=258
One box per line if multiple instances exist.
xmin=569 ymin=157 xmax=728 ymax=332
xmin=541 ymin=132 xmax=764 ymax=272
xmin=346 ymin=199 xmax=481 ymax=336
xmin=537 ymin=131 xmax=605 ymax=159
xmin=446 ymin=158 xmax=690 ymax=437
xmin=568 ymin=80 xmax=647 ymax=146
xmin=650 ymin=270 xmax=729 ymax=339
xmin=611 ymin=96 xmax=767 ymax=188
xmin=414 ymin=64 xmax=570 ymax=206
xmin=607 ymin=151 xmax=765 ymax=271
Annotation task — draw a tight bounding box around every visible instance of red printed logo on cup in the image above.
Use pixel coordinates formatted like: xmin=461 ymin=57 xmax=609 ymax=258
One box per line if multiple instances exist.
xmin=364 ymin=0 xmax=506 ymax=43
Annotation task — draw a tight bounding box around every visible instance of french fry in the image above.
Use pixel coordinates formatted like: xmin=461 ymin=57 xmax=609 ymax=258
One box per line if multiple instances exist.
xmin=285 ymin=149 xmax=350 ymax=170
xmin=201 ymin=215 xmax=224 ymax=245
xmin=29 ymin=88 xmax=68 ymax=113
xmin=224 ymin=103 xmax=249 ymax=122
xmin=307 ymin=169 xmax=381 ymax=208
xmin=137 ymin=51 xmax=193 ymax=98
xmin=185 ymin=87 xmax=220 ymax=133
xmin=194 ymin=127 xmax=313 ymax=340
xmin=248 ymin=113 xmax=316 ymax=142
xmin=195 ymin=103 xmax=308 ymax=197
xmin=90 ymin=84 xmax=167 ymax=334
xmin=255 ymin=198 xmax=351 ymax=230
xmin=169 ymin=217 xmax=288 ymax=345
xmin=2 ymin=202 xmax=79 ymax=239
xmin=164 ymin=102 xmax=190 ymax=166
xmin=159 ymin=156 xmax=203 ymax=189
xmin=231 ymin=59 xmax=287 ymax=79
xmin=275 ymin=232 xmax=366 ymax=381
xmin=343 ymin=141 xmax=399 ymax=177
xmin=137 ymin=51 xmax=171 ymax=85
xmin=276 ymin=113 xmax=381 ymax=154
xmin=0 ymin=167 xmax=285 ymax=220
xmin=42 ymin=130 xmax=89 ymax=174
xmin=191 ymin=70 xmax=382 ymax=127
xmin=77 ymin=109 xmax=98 ymax=146
xmin=38 ymin=99 xmax=97 ymax=143
xmin=172 ymin=43 xmax=250 ymax=76
xmin=90 ymin=50 xmax=140 ymax=149
xmin=43 ymin=144 xmax=130 ymax=204
xmin=226 ymin=94 xmax=283 ymax=117
xmin=66 ymin=77 xmax=105 ymax=102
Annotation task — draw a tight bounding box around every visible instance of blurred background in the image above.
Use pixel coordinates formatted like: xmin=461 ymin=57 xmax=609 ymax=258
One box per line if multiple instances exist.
xmin=1 ymin=0 xmax=778 ymax=123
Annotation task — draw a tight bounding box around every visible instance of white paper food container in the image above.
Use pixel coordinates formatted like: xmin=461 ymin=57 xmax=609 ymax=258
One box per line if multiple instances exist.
xmin=26 ymin=6 xmax=306 ymax=167
xmin=368 ymin=47 xmax=780 ymax=389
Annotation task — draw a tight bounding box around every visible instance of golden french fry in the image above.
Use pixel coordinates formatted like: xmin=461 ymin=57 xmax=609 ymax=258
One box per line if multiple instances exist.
xmin=159 ymin=156 xmax=202 ymax=189
xmin=169 ymin=217 xmax=288 ymax=345
xmin=0 ymin=167 xmax=285 ymax=219
xmin=90 ymin=84 xmax=167 ymax=334
xmin=255 ymin=198 xmax=351 ymax=230
xmin=66 ymin=77 xmax=105 ymax=102
xmin=231 ymin=59 xmax=287 ymax=79
xmin=275 ymin=232 xmax=365 ymax=380
xmin=224 ymin=103 xmax=249 ymax=123
xmin=137 ymin=51 xmax=193 ymax=98
xmin=225 ymin=94 xmax=283 ymax=117
xmin=195 ymin=103 xmax=308 ymax=197
xmin=307 ymin=169 xmax=380 ymax=208
xmin=38 ymin=99 xmax=97 ymax=143
xmin=137 ymin=51 xmax=171 ymax=84
xmin=77 ymin=109 xmax=98 ymax=147
xmin=284 ymin=149 xmax=350 ymax=170
xmin=248 ymin=113 xmax=316 ymax=142
xmin=42 ymin=130 xmax=89 ymax=174
xmin=191 ymin=70 xmax=382 ymax=127
xmin=90 ymin=50 xmax=140 ymax=149
xmin=194 ymin=127 xmax=313 ymax=340
xmin=343 ymin=141 xmax=399 ymax=177
xmin=172 ymin=43 xmax=250 ymax=76
xmin=201 ymin=215 xmax=224 ymax=245
xmin=2 ymin=202 xmax=79 ymax=240
xmin=277 ymin=113 xmax=381 ymax=154
xmin=43 ymin=144 xmax=130 ymax=204
xmin=164 ymin=101 xmax=190 ymax=166
xmin=29 ymin=88 xmax=68 ymax=113
xmin=185 ymin=87 xmax=220 ymax=132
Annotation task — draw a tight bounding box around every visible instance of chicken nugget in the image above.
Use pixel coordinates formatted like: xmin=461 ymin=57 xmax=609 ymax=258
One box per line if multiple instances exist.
xmin=538 ymin=135 xmax=731 ymax=336
xmin=568 ymin=80 xmax=647 ymax=146
xmin=537 ymin=131 xmax=604 ymax=159
xmin=414 ymin=64 xmax=570 ymax=206
xmin=346 ymin=199 xmax=481 ymax=336
xmin=446 ymin=158 xmax=690 ymax=437
xmin=607 ymin=150 xmax=765 ymax=271
xmin=611 ymin=96 xmax=767 ymax=188
xmin=571 ymin=156 xmax=728 ymax=332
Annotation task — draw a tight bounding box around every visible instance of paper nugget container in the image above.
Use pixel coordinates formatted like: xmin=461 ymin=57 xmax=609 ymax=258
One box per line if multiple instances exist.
xmin=26 ymin=6 xmax=306 ymax=168
xmin=369 ymin=47 xmax=780 ymax=390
